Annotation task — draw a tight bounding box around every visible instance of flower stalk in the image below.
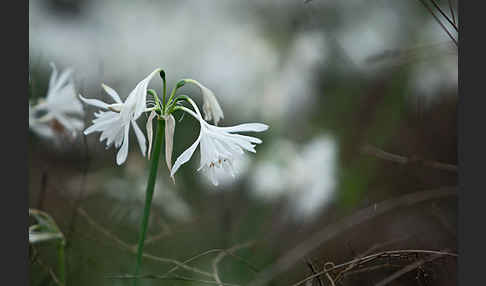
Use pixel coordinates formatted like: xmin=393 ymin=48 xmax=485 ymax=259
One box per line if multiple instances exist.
xmin=133 ymin=118 xmax=165 ymax=286
xmin=58 ymin=240 xmax=66 ymax=285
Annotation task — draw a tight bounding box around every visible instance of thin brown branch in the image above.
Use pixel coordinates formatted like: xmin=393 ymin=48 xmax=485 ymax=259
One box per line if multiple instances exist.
xmin=361 ymin=145 xmax=457 ymax=173
xmin=323 ymin=262 xmax=336 ymax=286
xmin=341 ymin=263 xmax=403 ymax=278
xmin=334 ymin=236 xmax=411 ymax=283
xmin=163 ymin=249 xmax=224 ymax=276
xmin=247 ymin=187 xmax=457 ymax=286
xmin=76 ymin=207 xmax=214 ymax=278
xmin=106 ymin=273 xmax=240 ymax=286
xmin=447 ymin=0 xmax=456 ymax=25
xmin=304 ymin=258 xmax=324 ymax=286
xmin=374 ymin=251 xmax=448 ymax=286
xmin=34 ymin=254 xmax=64 ymax=286
xmin=76 ymin=207 xmax=133 ymax=251
xmin=417 ymin=0 xmax=458 ymax=46
xmin=290 ymin=250 xmax=457 ymax=286
xmin=212 ymin=241 xmax=255 ymax=286
xmin=428 ymin=0 xmax=458 ymax=31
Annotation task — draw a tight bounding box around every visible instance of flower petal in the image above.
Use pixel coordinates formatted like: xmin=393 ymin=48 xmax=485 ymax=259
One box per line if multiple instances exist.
xmin=78 ymin=94 xmax=109 ymax=109
xmin=48 ymin=62 xmax=58 ymax=94
xmin=124 ymin=68 xmax=161 ymax=120
xmin=171 ymin=132 xmax=202 ymax=177
xmin=102 ymin=84 xmax=123 ymax=104
xmin=146 ymin=111 xmax=156 ymax=160
xmin=164 ymin=114 xmax=176 ymax=178
xmin=116 ymin=124 xmax=130 ymax=165
xmin=213 ymin=123 xmax=269 ymax=133
xmin=131 ymin=120 xmax=146 ymax=157
xmin=52 ymin=68 xmax=74 ymax=93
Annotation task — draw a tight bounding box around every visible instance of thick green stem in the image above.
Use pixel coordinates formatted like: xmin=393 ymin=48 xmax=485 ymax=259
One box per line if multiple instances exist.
xmin=133 ymin=119 xmax=165 ymax=286
xmin=58 ymin=240 xmax=66 ymax=285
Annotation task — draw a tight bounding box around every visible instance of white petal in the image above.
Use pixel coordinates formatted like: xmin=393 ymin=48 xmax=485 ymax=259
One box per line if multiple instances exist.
xmin=146 ymin=111 xmax=156 ymax=160
xmin=208 ymin=167 xmax=219 ymax=186
xmin=52 ymin=68 xmax=74 ymax=93
xmin=230 ymin=133 xmax=263 ymax=144
xmin=78 ymin=94 xmax=109 ymax=109
xmin=171 ymin=132 xmax=202 ymax=177
xmin=164 ymin=114 xmax=176 ymax=176
xmin=124 ymin=68 xmax=161 ymax=120
xmin=83 ymin=113 xmax=120 ymax=134
xmin=116 ymin=124 xmax=130 ymax=165
xmin=131 ymin=120 xmax=146 ymax=156
xmin=102 ymin=84 xmax=123 ymax=104
xmin=187 ymin=80 xmax=224 ymax=125
xmin=201 ymin=85 xmax=224 ymax=125
xmin=48 ymin=63 xmax=58 ymax=94
xmin=213 ymin=123 xmax=269 ymax=133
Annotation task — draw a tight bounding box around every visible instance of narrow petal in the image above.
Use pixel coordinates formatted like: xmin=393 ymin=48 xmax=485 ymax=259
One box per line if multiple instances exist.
xmin=102 ymin=84 xmax=123 ymax=104
xmin=116 ymin=124 xmax=130 ymax=165
xmin=125 ymin=68 xmax=162 ymax=120
xmin=230 ymin=133 xmax=263 ymax=144
xmin=52 ymin=67 xmax=74 ymax=91
xmin=146 ymin=111 xmax=156 ymax=160
xmin=171 ymin=132 xmax=202 ymax=177
xmin=213 ymin=123 xmax=269 ymax=133
xmin=208 ymin=167 xmax=219 ymax=186
xmin=48 ymin=63 xmax=58 ymax=93
xmin=186 ymin=79 xmax=224 ymax=125
xmin=164 ymin=114 xmax=176 ymax=178
xmin=201 ymin=85 xmax=224 ymax=125
xmin=131 ymin=120 xmax=146 ymax=156
xmin=78 ymin=94 xmax=109 ymax=109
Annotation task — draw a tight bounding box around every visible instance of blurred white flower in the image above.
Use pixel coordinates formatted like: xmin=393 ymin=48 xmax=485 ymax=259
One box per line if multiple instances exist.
xmin=171 ymin=99 xmax=268 ymax=186
xmin=79 ymin=69 xmax=161 ymax=165
xmin=251 ymin=135 xmax=337 ymax=219
xmin=29 ymin=63 xmax=84 ymax=138
xmin=29 ymin=104 xmax=55 ymax=139
xmin=184 ymin=79 xmax=224 ymax=125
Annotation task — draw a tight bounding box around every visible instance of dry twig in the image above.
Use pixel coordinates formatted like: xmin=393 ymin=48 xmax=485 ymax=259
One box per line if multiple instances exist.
xmin=361 ymin=145 xmax=457 ymax=173
xmin=247 ymin=187 xmax=457 ymax=286
xmin=290 ymin=250 xmax=457 ymax=286
xmin=374 ymin=250 xmax=449 ymax=286
xmin=417 ymin=0 xmax=458 ymax=46
xmin=212 ymin=241 xmax=255 ymax=286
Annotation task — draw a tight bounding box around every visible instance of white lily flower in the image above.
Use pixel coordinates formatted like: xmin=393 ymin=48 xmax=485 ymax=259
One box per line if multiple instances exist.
xmin=184 ymin=79 xmax=224 ymax=125
xmin=170 ymin=98 xmax=268 ymax=186
xmin=30 ymin=63 xmax=84 ymax=138
xmin=79 ymin=68 xmax=161 ymax=165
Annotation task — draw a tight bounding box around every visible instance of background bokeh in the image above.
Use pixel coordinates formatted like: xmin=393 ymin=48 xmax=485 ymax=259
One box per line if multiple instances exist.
xmin=29 ymin=0 xmax=458 ymax=285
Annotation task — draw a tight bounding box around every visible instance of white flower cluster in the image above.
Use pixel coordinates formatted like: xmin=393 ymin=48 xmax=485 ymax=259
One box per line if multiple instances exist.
xmin=29 ymin=65 xmax=268 ymax=185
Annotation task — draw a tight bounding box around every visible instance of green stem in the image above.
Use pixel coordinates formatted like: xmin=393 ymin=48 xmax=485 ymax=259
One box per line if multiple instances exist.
xmin=133 ymin=118 xmax=165 ymax=286
xmin=162 ymin=75 xmax=167 ymax=111
xmin=165 ymin=80 xmax=186 ymax=112
xmin=58 ymin=240 xmax=66 ymax=285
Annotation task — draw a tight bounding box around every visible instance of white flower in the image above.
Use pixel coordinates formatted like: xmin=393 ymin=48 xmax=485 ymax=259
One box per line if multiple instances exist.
xmin=30 ymin=63 xmax=84 ymax=138
xmin=79 ymin=68 xmax=161 ymax=165
xmin=29 ymin=105 xmax=55 ymax=139
xmin=185 ymin=79 xmax=224 ymax=125
xmin=170 ymin=99 xmax=268 ymax=186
